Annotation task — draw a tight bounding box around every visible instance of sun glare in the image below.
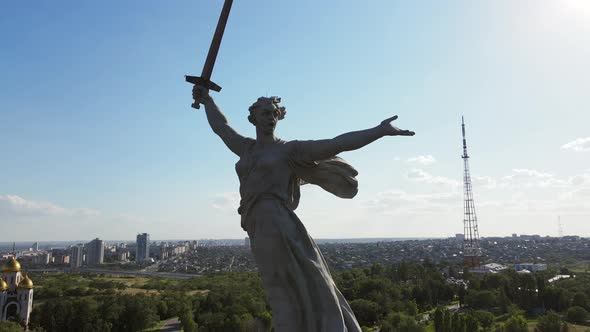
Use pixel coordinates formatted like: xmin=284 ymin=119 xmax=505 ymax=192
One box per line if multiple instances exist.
xmin=566 ymin=0 xmax=590 ymax=15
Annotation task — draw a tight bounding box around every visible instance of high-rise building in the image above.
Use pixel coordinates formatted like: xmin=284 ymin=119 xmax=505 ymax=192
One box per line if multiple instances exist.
xmin=136 ymin=233 xmax=150 ymax=263
xmin=70 ymin=245 xmax=83 ymax=269
xmin=32 ymin=242 xmax=39 ymax=251
xmin=86 ymin=238 xmax=104 ymax=265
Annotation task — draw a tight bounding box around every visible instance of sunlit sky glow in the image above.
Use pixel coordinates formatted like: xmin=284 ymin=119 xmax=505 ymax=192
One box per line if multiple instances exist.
xmin=1 ymin=0 xmax=589 ymax=241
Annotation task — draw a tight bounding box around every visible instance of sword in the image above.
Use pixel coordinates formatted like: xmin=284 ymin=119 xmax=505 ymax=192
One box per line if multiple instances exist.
xmin=185 ymin=0 xmax=233 ymax=109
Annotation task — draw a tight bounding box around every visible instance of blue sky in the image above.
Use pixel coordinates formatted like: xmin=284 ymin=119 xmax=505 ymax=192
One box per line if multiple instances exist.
xmin=1 ymin=0 xmax=589 ymax=241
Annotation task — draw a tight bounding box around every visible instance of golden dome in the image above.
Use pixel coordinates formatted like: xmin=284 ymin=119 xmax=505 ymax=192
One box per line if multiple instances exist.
xmin=2 ymin=257 xmax=21 ymax=272
xmin=18 ymin=274 xmax=33 ymax=289
xmin=0 ymin=279 xmax=8 ymax=291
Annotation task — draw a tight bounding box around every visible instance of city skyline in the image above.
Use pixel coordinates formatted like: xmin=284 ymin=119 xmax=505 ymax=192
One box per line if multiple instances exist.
xmin=2 ymin=0 xmax=590 ymax=241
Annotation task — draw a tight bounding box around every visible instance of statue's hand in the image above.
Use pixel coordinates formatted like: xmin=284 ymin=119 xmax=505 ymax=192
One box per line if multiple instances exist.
xmin=192 ymin=85 xmax=212 ymax=107
xmin=380 ymin=115 xmax=415 ymax=136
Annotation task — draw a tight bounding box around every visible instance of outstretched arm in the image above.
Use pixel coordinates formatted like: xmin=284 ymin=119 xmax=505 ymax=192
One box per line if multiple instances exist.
xmin=297 ymin=116 xmax=415 ymax=161
xmin=193 ymin=85 xmax=247 ymax=156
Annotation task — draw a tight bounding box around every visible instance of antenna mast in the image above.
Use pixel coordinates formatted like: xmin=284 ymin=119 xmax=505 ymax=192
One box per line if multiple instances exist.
xmin=462 ymin=116 xmax=482 ymax=267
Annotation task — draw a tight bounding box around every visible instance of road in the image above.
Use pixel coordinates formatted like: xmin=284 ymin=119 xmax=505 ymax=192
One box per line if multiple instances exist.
xmin=27 ymin=268 xmax=200 ymax=279
xmin=158 ymin=317 xmax=181 ymax=332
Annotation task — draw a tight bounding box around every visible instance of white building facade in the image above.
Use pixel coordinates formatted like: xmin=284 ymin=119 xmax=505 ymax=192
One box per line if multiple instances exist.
xmin=71 ymin=245 xmax=83 ymax=269
xmin=1 ymin=257 xmax=34 ymax=329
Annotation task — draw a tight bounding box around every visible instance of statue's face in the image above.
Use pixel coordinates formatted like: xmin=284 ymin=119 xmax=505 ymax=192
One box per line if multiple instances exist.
xmin=253 ymin=104 xmax=280 ymax=135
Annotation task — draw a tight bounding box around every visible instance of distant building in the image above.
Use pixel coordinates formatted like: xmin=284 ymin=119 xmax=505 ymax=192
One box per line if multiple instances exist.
xmin=446 ymin=277 xmax=468 ymax=288
xmin=32 ymin=242 xmax=39 ymax=251
xmin=28 ymin=253 xmax=51 ymax=265
xmin=520 ymin=234 xmax=541 ymax=241
xmin=548 ymin=275 xmax=573 ymax=283
xmin=17 ymin=251 xmax=51 ymax=265
xmin=469 ymin=263 xmax=507 ymax=274
xmin=245 ymin=237 xmax=251 ymax=248
xmin=86 ymin=238 xmax=104 ymax=265
xmin=512 ymin=234 xmax=518 ymax=238
xmin=57 ymin=254 xmax=70 ymax=265
xmin=455 ymin=234 xmax=465 ymax=241
xmin=41 ymin=252 xmax=51 ymax=264
xmin=70 ymin=245 xmax=83 ymax=269
xmin=136 ymin=233 xmax=150 ymax=263
xmin=515 ymin=263 xmax=547 ymax=272
xmin=562 ymin=236 xmax=580 ymax=241
xmin=116 ymin=250 xmax=129 ymax=261
xmin=150 ymin=246 xmax=168 ymax=260
xmin=169 ymin=245 xmax=186 ymax=256
xmin=1 ymin=257 xmax=34 ymax=329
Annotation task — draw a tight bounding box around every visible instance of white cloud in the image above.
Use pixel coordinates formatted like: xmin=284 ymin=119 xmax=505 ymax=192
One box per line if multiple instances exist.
xmin=211 ymin=192 xmax=241 ymax=211
xmin=365 ymin=189 xmax=460 ymax=215
xmin=511 ymin=168 xmax=553 ymax=178
xmin=569 ymin=174 xmax=590 ymax=186
xmin=406 ymin=169 xmax=460 ymax=187
xmin=561 ymin=137 xmax=590 ymax=152
xmin=403 ymin=167 xmax=590 ymax=214
xmin=500 ymin=169 xmax=567 ymax=188
xmin=406 ymin=155 xmax=436 ymax=166
xmin=480 ymin=170 xmax=590 ymax=214
xmin=0 ymin=195 xmax=99 ymax=218
xmin=472 ymin=175 xmax=497 ymax=189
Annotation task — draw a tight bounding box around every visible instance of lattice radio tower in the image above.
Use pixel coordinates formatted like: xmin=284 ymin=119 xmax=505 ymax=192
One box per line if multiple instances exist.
xmin=461 ymin=117 xmax=482 ymax=267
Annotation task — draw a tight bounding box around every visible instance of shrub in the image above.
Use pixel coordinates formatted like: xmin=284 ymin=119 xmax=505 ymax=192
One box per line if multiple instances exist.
xmin=566 ymin=306 xmax=589 ymax=324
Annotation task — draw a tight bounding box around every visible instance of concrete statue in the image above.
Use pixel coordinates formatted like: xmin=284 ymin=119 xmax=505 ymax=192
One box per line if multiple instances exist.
xmin=191 ymin=85 xmax=415 ymax=332
xmin=185 ymin=1 xmax=414 ymax=330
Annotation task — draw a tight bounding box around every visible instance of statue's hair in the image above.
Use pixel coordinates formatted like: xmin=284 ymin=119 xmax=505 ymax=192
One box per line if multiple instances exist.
xmin=248 ymin=96 xmax=286 ymax=125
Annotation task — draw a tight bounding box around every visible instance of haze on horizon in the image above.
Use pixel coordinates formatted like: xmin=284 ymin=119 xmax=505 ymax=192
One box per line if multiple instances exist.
xmin=1 ymin=0 xmax=589 ymax=241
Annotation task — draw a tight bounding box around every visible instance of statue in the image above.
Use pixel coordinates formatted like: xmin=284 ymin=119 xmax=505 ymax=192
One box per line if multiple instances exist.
xmin=192 ymin=85 xmax=415 ymax=332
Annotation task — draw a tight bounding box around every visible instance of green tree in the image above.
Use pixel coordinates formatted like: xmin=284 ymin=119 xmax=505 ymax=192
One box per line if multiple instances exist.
xmin=118 ymin=295 xmax=159 ymax=332
xmin=443 ymin=310 xmax=452 ymax=332
xmin=451 ymin=312 xmax=461 ymax=332
xmin=542 ymin=287 xmax=569 ymax=312
xmin=380 ymin=312 xmax=425 ymax=332
xmin=535 ymin=311 xmax=568 ymax=332
xmin=465 ymin=314 xmax=479 ymax=332
xmin=572 ymin=293 xmax=589 ymax=311
xmin=179 ymin=305 xmax=198 ymax=332
xmin=29 ymin=327 xmax=47 ymax=332
xmin=157 ymin=301 xmax=169 ymax=320
xmin=69 ymin=298 xmax=100 ymax=332
xmin=349 ymin=299 xmax=380 ymax=327
xmin=503 ymin=315 xmax=528 ymax=332
xmin=34 ymin=299 xmax=74 ymax=332
xmin=452 ymin=313 xmax=466 ymax=332
xmin=434 ymin=307 xmax=444 ymax=332
xmin=474 ymin=310 xmax=494 ymax=331
xmin=466 ymin=290 xmax=497 ymax=310
xmin=458 ymin=286 xmax=466 ymax=307
xmin=566 ymin=306 xmax=589 ymax=324
xmin=0 ymin=321 xmax=24 ymax=332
